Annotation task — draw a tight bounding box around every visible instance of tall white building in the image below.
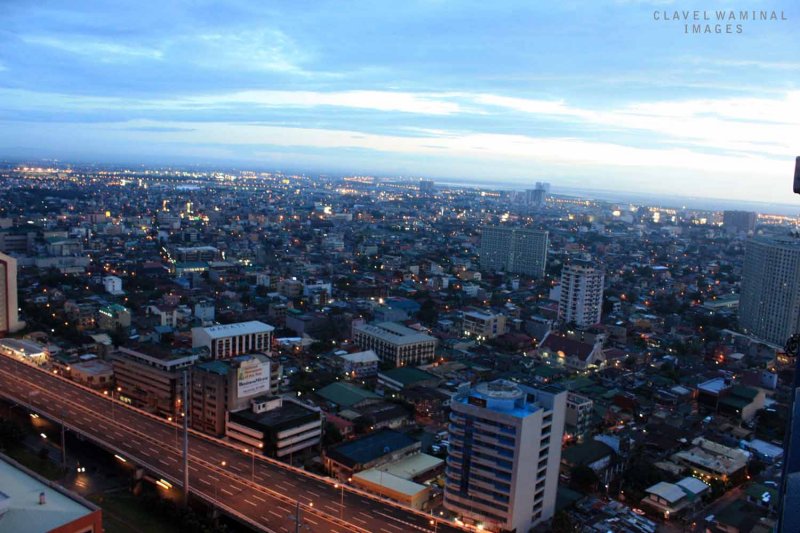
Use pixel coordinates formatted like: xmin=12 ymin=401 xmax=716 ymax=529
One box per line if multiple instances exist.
xmin=558 ymin=261 xmax=604 ymax=327
xmin=192 ymin=321 xmax=274 ymax=359
xmin=480 ymin=227 xmax=549 ymax=278
xmin=444 ymin=380 xmax=566 ymax=532
xmin=740 ymin=236 xmax=800 ymax=345
xmin=0 ymin=251 xmax=23 ymax=336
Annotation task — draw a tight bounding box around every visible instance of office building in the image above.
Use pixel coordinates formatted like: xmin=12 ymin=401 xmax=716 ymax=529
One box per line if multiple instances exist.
xmin=419 ymin=179 xmax=435 ymax=194
xmin=444 ymin=380 xmax=567 ymax=532
xmin=226 ymin=396 xmax=322 ymax=459
xmin=462 ymin=310 xmax=506 ymax=339
xmin=0 ymin=454 xmax=103 ymax=533
xmin=192 ymin=321 xmax=274 ymax=359
xmin=0 ymin=251 xmax=23 ymax=336
xmin=352 ymin=321 xmax=437 ymax=367
xmin=110 ymin=345 xmax=199 ymax=417
xmin=191 ymin=353 xmax=281 ymax=436
xmin=479 ymin=227 xmax=549 ymax=278
xmin=739 ymin=236 xmax=800 ymax=345
xmin=722 ymin=210 xmax=756 ymax=235
xmin=558 ymin=261 xmax=604 ymax=327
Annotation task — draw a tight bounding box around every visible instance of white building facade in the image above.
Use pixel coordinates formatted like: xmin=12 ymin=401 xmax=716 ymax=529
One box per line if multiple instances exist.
xmin=192 ymin=321 xmax=274 ymax=359
xmin=444 ymin=380 xmax=566 ymax=532
xmin=558 ymin=261 xmax=604 ymax=327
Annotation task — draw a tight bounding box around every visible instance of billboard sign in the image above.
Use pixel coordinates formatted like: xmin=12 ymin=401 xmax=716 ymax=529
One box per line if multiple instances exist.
xmin=237 ymin=358 xmax=270 ymax=398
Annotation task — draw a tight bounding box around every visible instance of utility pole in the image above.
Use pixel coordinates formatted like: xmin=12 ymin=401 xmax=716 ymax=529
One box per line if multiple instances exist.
xmin=182 ymin=369 xmax=189 ymax=506
xmin=60 ymin=409 xmax=67 ymax=470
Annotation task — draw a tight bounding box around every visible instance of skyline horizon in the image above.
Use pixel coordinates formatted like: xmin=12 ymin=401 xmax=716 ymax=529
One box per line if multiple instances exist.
xmin=5 ymin=155 xmax=800 ymax=217
xmin=1 ymin=1 xmax=798 ymax=206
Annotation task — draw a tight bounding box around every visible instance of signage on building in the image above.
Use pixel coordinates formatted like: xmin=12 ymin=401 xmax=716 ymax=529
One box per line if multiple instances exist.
xmin=468 ymin=396 xmax=487 ymax=408
xmin=237 ymin=358 xmax=270 ymax=398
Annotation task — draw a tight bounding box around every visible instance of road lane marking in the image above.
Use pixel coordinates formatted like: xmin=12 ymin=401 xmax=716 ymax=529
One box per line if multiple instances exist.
xmin=268 ymin=510 xmax=282 ymax=519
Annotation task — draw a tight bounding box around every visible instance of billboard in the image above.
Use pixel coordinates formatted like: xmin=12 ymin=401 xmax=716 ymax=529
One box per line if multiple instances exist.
xmin=237 ymin=358 xmax=270 ymax=398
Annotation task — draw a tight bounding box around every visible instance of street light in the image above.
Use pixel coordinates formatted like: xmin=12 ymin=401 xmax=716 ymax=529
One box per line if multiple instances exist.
xmin=334 ymin=483 xmax=345 ymax=520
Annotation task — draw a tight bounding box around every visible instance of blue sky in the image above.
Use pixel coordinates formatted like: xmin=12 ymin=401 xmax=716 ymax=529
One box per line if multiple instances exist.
xmin=1 ymin=0 xmax=798 ymax=203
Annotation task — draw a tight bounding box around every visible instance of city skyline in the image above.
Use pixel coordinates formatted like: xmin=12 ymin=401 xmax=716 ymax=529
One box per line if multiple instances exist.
xmin=1 ymin=1 xmax=799 ymax=204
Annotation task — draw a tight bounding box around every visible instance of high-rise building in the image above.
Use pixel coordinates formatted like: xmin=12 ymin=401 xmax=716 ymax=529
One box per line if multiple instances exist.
xmin=722 ymin=210 xmax=756 ymax=235
xmin=524 ymin=182 xmax=550 ymax=207
xmin=558 ymin=261 xmax=605 ymax=327
xmin=739 ymin=236 xmax=800 ymax=345
xmin=419 ymin=179 xmax=435 ymax=194
xmin=778 ymin=338 xmax=800 ymax=531
xmin=444 ymin=380 xmax=566 ymax=532
xmin=479 ymin=226 xmax=549 ymax=278
xmin=0 ymin=251 xmax=23 ymax=336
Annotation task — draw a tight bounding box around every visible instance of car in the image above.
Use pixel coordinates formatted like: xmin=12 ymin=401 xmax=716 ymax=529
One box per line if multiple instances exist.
xmin=632 ymin=508 xmax=645 ymax=516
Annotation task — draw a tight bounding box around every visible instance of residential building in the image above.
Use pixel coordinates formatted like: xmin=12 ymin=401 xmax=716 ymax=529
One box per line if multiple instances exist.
xmin=226 ymin=396 xmax=323 ymax=459
xmin=444 ymin=380 xmax=567 ymax=532
xmin=565 ymin=392 xmax=593 ymax=443
xmin=0 ymin=251 xmax=23 ymax=335
xmin=558 ymin=261 xmax=604 ymax=327
xmin=739 ymin=236 xmax=800 ymax=345
xmin=696 ymin=378 xmax=765 ymax=422
xmin=97 ymin=304 xmax=131 ymax=331
xmin=672 ymin=437 xmax=749 ymax=484
xmin=102 ymin=275 xmax=124 ymax=295
xmin=191 ymin=321 xmax=274 ymax=359
xmin=537 ymin=332 xmax=606 ymax=371
xmin=462 ymin=310 xmax=506 ymax=339
xmin=479 ymin=226 xmax=549 ymax=278
xmin=560 ymin=439 xmax=619 ymax=486
xmin=641 ymin=477 xmax=709 ymax=520
xmin=723 ymin=210 xmax=757 ymax=235
xmin=352 ymin=321 xmax=437 ymax=367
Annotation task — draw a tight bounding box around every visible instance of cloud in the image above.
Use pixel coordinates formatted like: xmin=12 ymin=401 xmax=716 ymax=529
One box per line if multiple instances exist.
xmin=20 ymin=35 xmax=164 ymax=62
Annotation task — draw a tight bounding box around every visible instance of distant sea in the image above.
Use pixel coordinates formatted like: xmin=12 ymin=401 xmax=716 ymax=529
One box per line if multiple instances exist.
xmin=433 ymin=178 xmax=800 ymax=217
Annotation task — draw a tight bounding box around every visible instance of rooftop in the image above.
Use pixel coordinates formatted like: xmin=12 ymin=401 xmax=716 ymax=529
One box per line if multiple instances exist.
xmin=316 ymin=382 xmax=380 ymax=408
xmin=197 ymin=321 xmax=274 ymax=339
xmin=326 ymin=428 xmax=418 ymax=468
xmin=354 ymin=322 xmax=436 ymax=346
xmin=0 ymin=455 xmax=99 ymax=533
xmin=379 ymin=367 xmax=439 ymax=386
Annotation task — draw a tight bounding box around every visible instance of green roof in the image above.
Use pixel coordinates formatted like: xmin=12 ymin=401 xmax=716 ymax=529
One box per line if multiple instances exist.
xmin=195 ymin=360 xmax=230 ymax=376
xmin=533 ymin=366 xmax=564 ymax=378
xmin=719 ymin=395 xmax=750 ymax=410
xmin=316 ymin=382 xmax=379 ymax=408
xmin=379 ymin=367 xmax=438 ymax=386
xmin=562 ymin=440 xmax=614 ymax=467
xmin=730 ymin=385 xmax=758 ymax=400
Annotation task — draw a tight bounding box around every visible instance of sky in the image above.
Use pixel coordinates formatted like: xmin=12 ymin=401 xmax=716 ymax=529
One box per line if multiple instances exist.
xmin=0 ymin=0 xmax=798 ymax=203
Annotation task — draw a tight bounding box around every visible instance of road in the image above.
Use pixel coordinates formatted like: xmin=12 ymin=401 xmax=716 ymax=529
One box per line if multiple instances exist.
xmin=0 ymin=354 xmax=465 ymax=533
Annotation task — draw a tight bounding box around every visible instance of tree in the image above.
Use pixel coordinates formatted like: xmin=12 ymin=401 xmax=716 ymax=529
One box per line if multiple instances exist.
xmin=570 ymin=465 xmax=599 ymax=493
xmin=322 ymin=422 xmax=343 ymax=447
xmin=551 ymin=510 xmax=577 ymax=533
xmin=417 ymin=299 xmax=438 ymax=326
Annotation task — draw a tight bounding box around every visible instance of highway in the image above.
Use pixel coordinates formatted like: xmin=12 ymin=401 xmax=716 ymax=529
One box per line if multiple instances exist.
xmin=0 ymin=354 xmax=465 ymax=533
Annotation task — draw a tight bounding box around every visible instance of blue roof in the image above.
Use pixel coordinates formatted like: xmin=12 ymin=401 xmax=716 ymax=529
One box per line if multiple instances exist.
xmin=326 ymin=429 xmax=417 ymax=468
